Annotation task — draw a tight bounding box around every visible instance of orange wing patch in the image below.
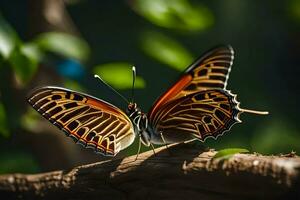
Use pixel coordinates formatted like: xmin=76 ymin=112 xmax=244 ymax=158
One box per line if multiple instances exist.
xmin=149 ymin=74 xmax=192 ymax=120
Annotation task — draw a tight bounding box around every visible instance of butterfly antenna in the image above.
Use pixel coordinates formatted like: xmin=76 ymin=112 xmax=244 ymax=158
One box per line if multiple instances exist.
xmin=239 ymin=108 xmax=269 ymax=115
xmin=131 ymin=66 xmax=136 ymax=103
xmin=94 ymin=74 xmax=129 ymax=104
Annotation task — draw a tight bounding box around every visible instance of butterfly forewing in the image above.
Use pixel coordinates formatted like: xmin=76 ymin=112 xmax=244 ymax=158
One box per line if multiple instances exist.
xmin=184 ymin=45 xmax=234 ymax=92
xmin=149 ymin=45 xmax=234 ymax=120
xmin=28 ymin=87 xmax=135 ymax=156
xmin=151 ymin=89 xmax=241 ymax=142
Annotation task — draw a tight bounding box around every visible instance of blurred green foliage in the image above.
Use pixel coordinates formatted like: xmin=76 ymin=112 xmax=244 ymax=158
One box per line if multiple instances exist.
xmin=0 ymin=103 xmax=9 ymax=137
xmin=20 ymin=109 xmax=40 ymax=134
xmin=140 ymin=31 xmax=194 ymax=70
xmin=131 ymin=0 xmax=213 ymax=31
xmin=9 ymin=44 xmax=39 ymax=84
xmin=34 ymin=32 xmax=90 ymax=61
xmin=0 ymin=13 xmax=37 ymax=84
xmin=288 ymin=0 xmax=300 ymax=22
xmin=251 ymin=119 xmax=300 ymax=155
xmin=0 ymin=152 xmax=40 ymax=174
xmin=0 ymin=14 xmax=19 ymax=59
xmin=94 ymin=62 xmax=145 ymax=89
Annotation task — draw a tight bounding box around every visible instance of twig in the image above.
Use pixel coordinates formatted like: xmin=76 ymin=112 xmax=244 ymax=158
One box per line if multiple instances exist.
xmin=0 ymin=141 xmax=299 ymax=200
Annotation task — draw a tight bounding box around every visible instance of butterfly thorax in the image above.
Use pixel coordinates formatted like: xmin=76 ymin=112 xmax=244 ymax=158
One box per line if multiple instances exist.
xmin=126 ymin=103 xmax=151 ymax=146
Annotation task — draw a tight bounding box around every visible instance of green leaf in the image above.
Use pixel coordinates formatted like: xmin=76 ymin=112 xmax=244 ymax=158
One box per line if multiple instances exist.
xmin=140 ymin=31 xmax=193 ymax=70
xmin=34 ymin=32 xmax=90 ymax=61
xmin=0 ymin=15 xmax=40 ymax=85
xmin=0 ymin=102 xmax=9 ymax=137
xmin=9 ymin=44 xmax=39 ymax=85
xmin=93 ymin=62 xmax=146 ymax=89
xmin=213 ymin=148 xmax=249 ymax=160
xmin=131 ymin=0 xmax=214 ymax=31
xmin=0 ymin=14 xmax=20 ymax=59
xmin=22 ymin=42 xmax=44 ymax=63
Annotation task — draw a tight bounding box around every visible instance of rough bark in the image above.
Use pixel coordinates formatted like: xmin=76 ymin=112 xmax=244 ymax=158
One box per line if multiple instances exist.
xmin=0 ymin=141 xmax=299 ymax=200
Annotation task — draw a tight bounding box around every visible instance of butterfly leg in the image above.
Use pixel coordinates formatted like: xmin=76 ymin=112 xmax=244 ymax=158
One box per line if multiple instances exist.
xmin=134 ymin=136 xmax=142 ymax=161
xmin=150 ymin=143 xmax=156 ymax=156
xmin=159 ymin=131 xmax=172 ymax=155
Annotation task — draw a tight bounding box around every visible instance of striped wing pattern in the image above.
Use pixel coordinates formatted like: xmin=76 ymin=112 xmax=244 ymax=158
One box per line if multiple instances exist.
xmin=152 ymin=89 xmax=241 ymax=142
xmin=149 ymin=45 xmax=234 ymax=120
xmin=28 ymin=87 xmax=135 ymax=156
xmin=177 ymin=45 xmax=234 ymax=98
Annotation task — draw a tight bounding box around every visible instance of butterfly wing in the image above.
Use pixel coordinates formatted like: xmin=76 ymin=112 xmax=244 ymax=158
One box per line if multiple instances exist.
xmin=149 ymin=89 xmax=241 ymax=143
xmin=183 ymin=45 xmax=234 ymax=91
xmin=148 ymin=45 xmax=239 ymax=143
xmin=149 ymin=45 xmax=234 ymax=120
xmin=27 ymin=87 xmax=135 ymax=156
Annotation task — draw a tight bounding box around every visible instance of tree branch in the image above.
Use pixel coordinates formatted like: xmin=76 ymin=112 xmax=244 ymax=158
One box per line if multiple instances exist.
xmin=0 ymin=141 xmax=299 ymax=200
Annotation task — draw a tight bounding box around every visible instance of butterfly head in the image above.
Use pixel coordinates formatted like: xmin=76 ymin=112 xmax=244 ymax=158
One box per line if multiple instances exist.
xmin=126 ymin=102 xmax=139 ymax=115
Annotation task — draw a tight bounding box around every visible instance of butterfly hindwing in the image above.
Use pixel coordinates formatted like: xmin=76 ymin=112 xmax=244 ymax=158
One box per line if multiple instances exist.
xmin=151 ymin=89 xmax=241 ymax=143
xmin=28 ymin=87 xmax=135 ymax=156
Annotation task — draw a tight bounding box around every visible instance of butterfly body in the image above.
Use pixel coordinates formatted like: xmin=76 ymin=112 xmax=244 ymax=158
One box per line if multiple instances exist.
xmin=28 ymin=45 xmax=268 ymax=157
xmin=126 ymin=101 xmax=205 ymax=146
xmin=126 ymin=103 xmax=151 ymax=146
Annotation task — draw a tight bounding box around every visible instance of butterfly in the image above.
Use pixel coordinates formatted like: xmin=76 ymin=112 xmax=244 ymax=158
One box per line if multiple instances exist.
xmin=27 ymin=45 xmax=268 ymax=157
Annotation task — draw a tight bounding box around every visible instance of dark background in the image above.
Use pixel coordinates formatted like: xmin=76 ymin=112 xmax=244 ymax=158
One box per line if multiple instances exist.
xmin=0 ymin=0 xmax=299 ymax=174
